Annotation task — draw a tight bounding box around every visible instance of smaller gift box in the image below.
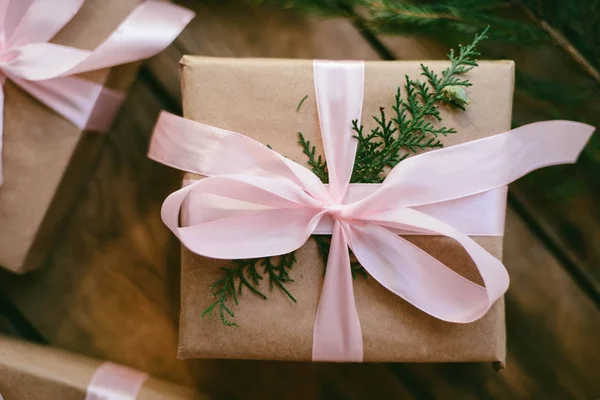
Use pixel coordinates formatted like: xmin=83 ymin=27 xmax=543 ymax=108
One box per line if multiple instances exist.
xmin=0 ymin=336 xmax=202 ymax=400
xmin=0 ymin=0 xmax=193 ymax=273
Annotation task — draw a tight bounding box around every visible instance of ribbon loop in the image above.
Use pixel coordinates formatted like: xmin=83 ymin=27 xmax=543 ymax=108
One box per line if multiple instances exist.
xmin=161 ymin=175 xmax=325 ymax=259
xmin=345 ymin=120 xmax=595 ymax=216
xmin=0 ymin=0 xmax=194 ymax=188
xmin=6 ymin=0 xmax=85 ymax=48
xmin=150 ymin=60 xmax=594 ymax=362
xmin=350 ymin=207 xmax=508 ymax=323
xmin=313 ymin=60 xmax=364 ymax=203
xmin=149 ymin=111 xmax=330 ymax=201
xmin=1 ymin=1 xmax=195 ymax=80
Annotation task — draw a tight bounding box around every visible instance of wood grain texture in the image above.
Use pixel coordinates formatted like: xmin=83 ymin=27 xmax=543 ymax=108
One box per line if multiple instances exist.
xmin=510 ymin=166 xmax=600 ymax=300
xmin=390 ymin=208 xmax=600 ymax=399
xmin=0 ymin=0 xmax=598 ymax=399
xmin=145 ymin=0 xmax=381 ymax=103
xmin=506 ymin=44 xmax=600 ymax=301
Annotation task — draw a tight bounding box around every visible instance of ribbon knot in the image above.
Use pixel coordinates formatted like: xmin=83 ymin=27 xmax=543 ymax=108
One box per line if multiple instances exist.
xmin=0 ymin=49 xmax=17 ymax=64
xmin=0 ymin=41 xmax=18 ymax=65
xmin=324 ymin=203 xmax=345 ymax=219
xmin=0 ymin=0 xmax=194 ymax=187
xmin=148 ymin=60 xmax=593 ymax=363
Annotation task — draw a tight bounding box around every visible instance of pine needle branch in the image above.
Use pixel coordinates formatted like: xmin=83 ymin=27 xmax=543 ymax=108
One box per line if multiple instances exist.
xmin=515 ymin=0 xmax=600 ymax=86
xmin=263 ymin=253 xmax=297 ymax=302
xmin=298 ymin=132 xmax=328 ymax=183
xmin=314 ymin=235 xmax=367 ymax=279
xmin=201 ymin=254 xmax=296 ymax=326
xmin=349 ymin=28 xmax=486 ymax=183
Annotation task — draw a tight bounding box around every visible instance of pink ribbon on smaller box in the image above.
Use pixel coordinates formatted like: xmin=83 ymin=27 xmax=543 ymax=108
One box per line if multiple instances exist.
xmin=148 ymin=60 xmax=594 ymax=362
xmin=0 ymin=0 xmax=195 ymax=187
xmin=85 ymin=362 xmax=148 ymax=400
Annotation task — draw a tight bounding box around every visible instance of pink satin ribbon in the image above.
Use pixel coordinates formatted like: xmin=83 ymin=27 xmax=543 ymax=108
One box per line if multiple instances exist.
xmin=0 ymin=0 xmax=195 ymax=186
xmin=85 ymin=362 xmax=149 ymax=400
xmin=148 ymin=60 xmax=594 ymax=362
xmin=181 ymin=182 xmax=509 ymax=236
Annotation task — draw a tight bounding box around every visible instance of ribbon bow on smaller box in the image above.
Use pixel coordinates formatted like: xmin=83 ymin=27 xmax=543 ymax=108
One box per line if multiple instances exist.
xmin=149 ymin=61 xmax=593 ymax=362
xmin=0 ymin=0 xmax=195 ymax=186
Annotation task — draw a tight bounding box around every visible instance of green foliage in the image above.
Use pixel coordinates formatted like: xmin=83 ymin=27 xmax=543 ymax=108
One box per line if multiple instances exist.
xmin=298 ymin=132 xmax=328 ymax=183
xmin=361 ymin=1 xmax=549 ymax=46
xmin=314 ymin=235 xmax=368 ymax=279
xmin=203 ymin=29 xmax=484 ymax=326
xmin=296 ymin=94 xmax=309 ymax=111
xmin=303 ymin=28 xmax=486 ymax=184
xmin=201 ymin=253 xmax=296 ymax=326
xmin=259 ymin=0 xmax=549 ymax=45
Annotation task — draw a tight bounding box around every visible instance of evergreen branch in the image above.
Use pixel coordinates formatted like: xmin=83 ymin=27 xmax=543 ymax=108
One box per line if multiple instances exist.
xmin=515 ymin=0 xmax=600 ymax=86
xmin=374 ymin=7 xmax=462 ymax=23
xmin=363 ymin=2 xmax=548 ymax=46
xmin=298 ymin=132 xmax=328 ymax=183
xmin=201 ymin=254 xmax=296 ymax=326
xmin=314 ymin=235 xmax=331 ymax=266
xmin=263 ymin=253 xmax=297 ymax=302
xmin=314 ymin=235 xmax=368 ymax=279
xmin=349 ymin=28 xmax=485 ymax=183
xmin=296 ymin=94 xmax=309 ymax=111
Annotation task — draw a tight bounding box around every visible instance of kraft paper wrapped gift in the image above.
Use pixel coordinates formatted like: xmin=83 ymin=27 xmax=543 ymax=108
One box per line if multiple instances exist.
xmin=0 ymin=336 xmax=202 ymax=400
xmin=176 ymin=57 xmax=515 ymax=363
xmin=0 ymin=0 xmax=188 ymax=273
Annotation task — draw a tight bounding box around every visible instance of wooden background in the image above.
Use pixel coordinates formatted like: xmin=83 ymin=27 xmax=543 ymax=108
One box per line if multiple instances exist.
xmin=1 ymin=0 xmax=599 ymax=399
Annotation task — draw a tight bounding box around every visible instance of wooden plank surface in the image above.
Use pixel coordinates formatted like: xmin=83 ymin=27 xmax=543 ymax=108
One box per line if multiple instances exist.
xmin=508 ymin=49 xmax=600 ymax=300
xmin=390 ymin=208 xmax=600 ymax=399
xmin=1 ymin=0 xmax=599 ymax=399
xmin=510 ymin=169 xmax=600 ymax=300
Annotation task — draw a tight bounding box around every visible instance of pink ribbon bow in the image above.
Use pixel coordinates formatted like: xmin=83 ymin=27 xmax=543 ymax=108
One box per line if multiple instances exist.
xmin=0 ymin=0 xmax=195 ymax=186
xmin=149 ymin=61 xmax=594 ymax=362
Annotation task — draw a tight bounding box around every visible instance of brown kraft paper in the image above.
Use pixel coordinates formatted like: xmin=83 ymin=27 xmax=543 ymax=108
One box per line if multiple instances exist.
xmin=178 ymin=57 xmax=515 ymax=364
xmin=0 ymin=0 xmax=142 ymax=273
xmin=0 ymin=336 xmax=203 ymax=400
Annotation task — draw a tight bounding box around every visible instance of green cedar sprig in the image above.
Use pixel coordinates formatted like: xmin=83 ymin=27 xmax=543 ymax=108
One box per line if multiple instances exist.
xmin=201 ymin=253 xmax=296 ymax=326
xmin=303 ymin=27 xmax=488 ymax=184
xmin=201 ymin=29 xmax=486 ymax=326
xmin=298 ymin=132 xmax=329 ymax=183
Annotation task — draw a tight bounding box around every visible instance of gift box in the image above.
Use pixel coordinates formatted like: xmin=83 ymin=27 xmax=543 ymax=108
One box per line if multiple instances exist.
xmin=0 ymin=0 xmax=193 ymax=273
xmin=0 ymin=336 xmax=201 ymax=400
xmin=158 ymin=56 xmax=516 ymax=364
